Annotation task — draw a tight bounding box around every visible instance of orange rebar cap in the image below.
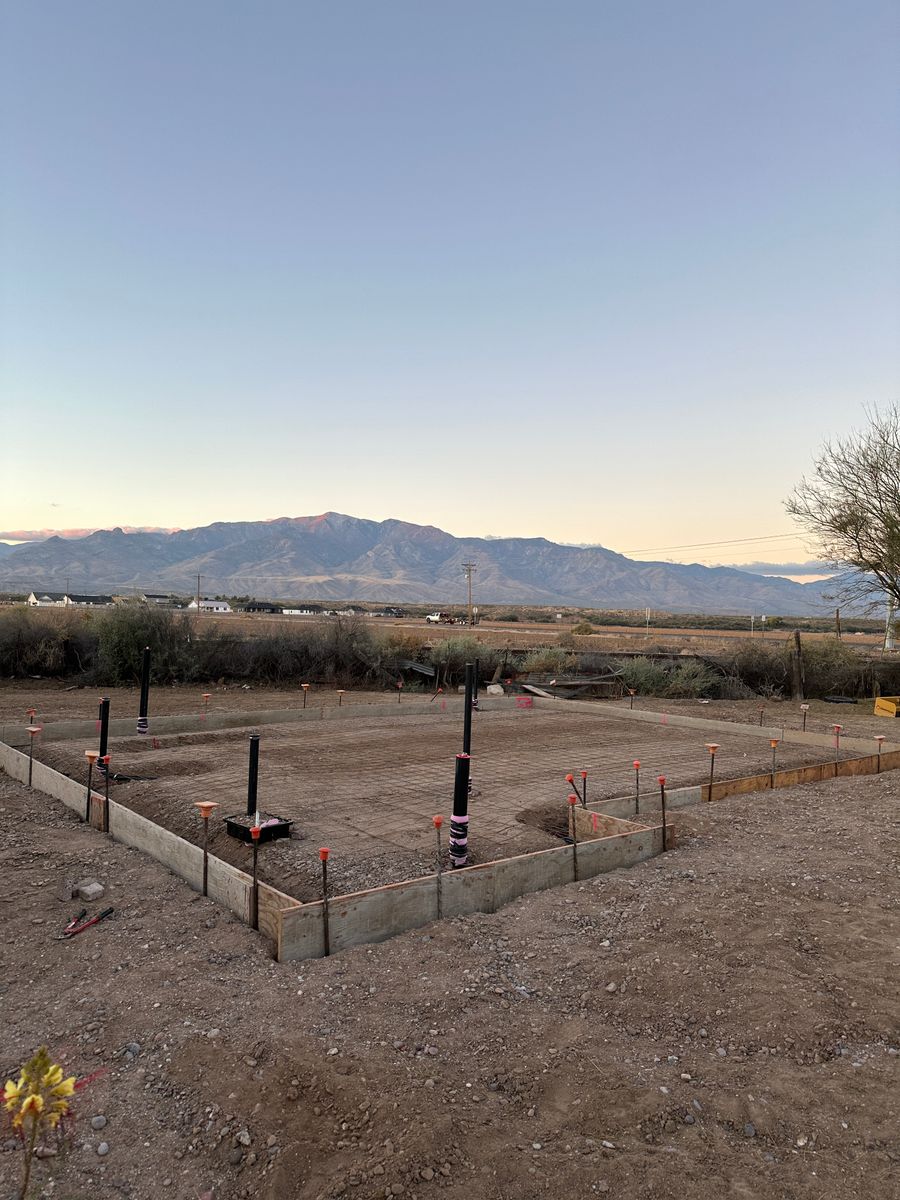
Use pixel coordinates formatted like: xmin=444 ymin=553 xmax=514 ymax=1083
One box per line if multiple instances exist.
xmin=432 ymin=815 xmax=443 ymax=828
xmin=319 ymin=847 xmax=330 ymax=861
xmin=85 ymin=750 xmax=99 ymax=762
xmin=195 ymin=801 xmax=218 ymax=819
xmin=705 ymin=743 xmax=719 ymax=753
xmin=770 ymin=739 xmax=779 ymax=748
xmin=568 ymin=794 xmax=578 ymax=806
xmin=250 ymin=825 xmax=261 ymax=841
xmin=633 ymin=760 xmax=640 ymax=769
xmin=565 ymin=773 xmax=575 ymax=783
xmin=580 ymin=770 xmax=587 ymax=779
xmin=658 ymin=775 xmax=666 ymax=785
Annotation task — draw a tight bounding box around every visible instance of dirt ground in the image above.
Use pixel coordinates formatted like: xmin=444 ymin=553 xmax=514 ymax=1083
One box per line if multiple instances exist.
xmin=627 ymin=696 xmax=900 ymax=745
xmin=0 ymin=681 xmax=400 ymax=724
xmin=15 ymin=697 xmax=859 ymax=902
xmin=2 ymin=761 xmax=898 ymax=1199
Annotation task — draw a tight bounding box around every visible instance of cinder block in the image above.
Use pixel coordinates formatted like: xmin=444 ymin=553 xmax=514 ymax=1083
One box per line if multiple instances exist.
xmin=74 ymin=879 xmax=105 ymax=902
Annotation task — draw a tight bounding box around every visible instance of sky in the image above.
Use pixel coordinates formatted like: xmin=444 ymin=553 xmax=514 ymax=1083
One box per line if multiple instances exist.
xmin=2 ymin=1 xmax=898 ymax=568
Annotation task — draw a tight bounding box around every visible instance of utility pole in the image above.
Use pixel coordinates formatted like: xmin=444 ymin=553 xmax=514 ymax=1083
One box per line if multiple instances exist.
xmin=197 ymin=573 xmax=201 ymax=617
xmin=462 ymin=562 xmax=476 ymax=627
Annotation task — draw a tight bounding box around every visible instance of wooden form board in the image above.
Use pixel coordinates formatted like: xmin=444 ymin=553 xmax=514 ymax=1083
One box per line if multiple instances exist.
xmin=704 ymin=749 xmax=897 ymax=803
xmin=573 ymin=808 xmax=646 ymax=839
xmin=277 ymin=823 xmax=664 ymax=962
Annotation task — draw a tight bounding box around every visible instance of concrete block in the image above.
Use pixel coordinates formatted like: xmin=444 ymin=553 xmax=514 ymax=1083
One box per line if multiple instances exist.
xmin=74 ymin=879 xmax=105 ymax=902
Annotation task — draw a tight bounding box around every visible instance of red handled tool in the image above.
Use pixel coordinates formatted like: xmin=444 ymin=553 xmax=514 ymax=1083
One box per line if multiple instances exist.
xmin=57 ymin=908 xmax=114 ymax=940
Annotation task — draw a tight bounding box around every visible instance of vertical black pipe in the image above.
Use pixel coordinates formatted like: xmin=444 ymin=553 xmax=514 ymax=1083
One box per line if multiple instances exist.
xmin=247 ymin=734 xmax=260 ymax=816
xmin=473 ymin=658 xmax=479 ymax=707
xmin=450 ymin=752 xmax=471 ymax=867
xmin=98 ymin=697 xmax=110 ymax=774
xmin=463 ymin=662 xmax=474 ymax=754
xmin=137 ymin=648 xmax=151 ymax=734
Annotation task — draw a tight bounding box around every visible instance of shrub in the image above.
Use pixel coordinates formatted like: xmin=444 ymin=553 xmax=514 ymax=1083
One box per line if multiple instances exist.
xmin=0 ymin=608 xmax=96 ymax=678
xmin=571 ymin=621 xmax=595 ymax=635
xmin=616 ymin=657 xmax=670 ymax=696
xmin=520 ymin=647 xmax=577 ymax=675
xmin=93 ymin=606 xmax=193 ymax=685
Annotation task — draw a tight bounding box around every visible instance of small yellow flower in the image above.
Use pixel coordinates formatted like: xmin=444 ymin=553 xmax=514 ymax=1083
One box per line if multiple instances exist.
xmin=3 ymin=1076 xmax=25 ymax=1110
xmin=50 ymin=1076 xmax=75 ymax=1099
xmin=42 ymin=1065 xmax=63 ymax=1089
xmin=20 ymin=1093 xmax=45 ymax=1118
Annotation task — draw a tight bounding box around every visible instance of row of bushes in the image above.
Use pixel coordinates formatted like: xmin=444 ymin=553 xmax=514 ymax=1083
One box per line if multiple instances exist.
xmin=614 ymin=641 xmax=900 ymax=700
xmin=0 ymin=608 xmax=513 ymax=689
xmin=2 ymin=607 xmax=897 ymax=699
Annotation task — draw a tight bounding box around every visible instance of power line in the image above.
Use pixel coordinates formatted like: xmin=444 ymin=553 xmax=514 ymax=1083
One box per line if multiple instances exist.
xmin=623 ymin=532 xmax=806 ymax=557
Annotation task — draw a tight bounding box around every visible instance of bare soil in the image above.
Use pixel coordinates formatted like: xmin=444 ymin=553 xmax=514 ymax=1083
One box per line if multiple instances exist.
xmin=2 ymin=762 xmax=898 ymax=1199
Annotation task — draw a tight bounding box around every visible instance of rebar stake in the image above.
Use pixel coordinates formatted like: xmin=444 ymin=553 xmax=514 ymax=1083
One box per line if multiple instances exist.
xmin=705 ymin=743 xmax=719 ymax=799
xmin=195 ymin=801 xmax=219 ymax=895
xmin=84 ymin=751 xmax=99 ymax=823
xmin=658 ymin=775 xmax=668 ymax=852
xmin=26 ymin=725 xmax=40 ymax=789
xmin=433 ymin=815 xmax=444 ymax=918
xmin=568 ymin=794 xmax=579 ymax=881
xmin=102 ymin=756 xmax=111 ymax=832
xmin=250 ymin=824 xmax=261 ymax=930
xmin=800 ymin=703 xmax=809 ymax=732
xmin=875 ymin=735 xmax=885 ymax=772
xmin=320 ymin=848 xmax=331 ymax=955
xmin=301 ymin=683 xmax=310 ymax=709
xmin=633 ymin=760 xmax=641 ymax=815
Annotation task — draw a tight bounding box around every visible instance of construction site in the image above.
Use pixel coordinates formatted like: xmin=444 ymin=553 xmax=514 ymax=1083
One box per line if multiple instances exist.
xmin=1 ymin=675 xmax=899 ymax=1199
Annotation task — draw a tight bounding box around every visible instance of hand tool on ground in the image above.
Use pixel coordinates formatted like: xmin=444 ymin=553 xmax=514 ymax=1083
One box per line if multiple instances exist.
xmin=56 ymin=908 xmax=114 ymax=940
xmin=60 ymin=909 xmax=87 ymax=936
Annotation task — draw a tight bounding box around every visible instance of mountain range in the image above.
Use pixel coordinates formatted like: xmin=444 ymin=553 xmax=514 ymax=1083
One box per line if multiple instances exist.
xmin=0 ymin=512 xmax=834 ymax=614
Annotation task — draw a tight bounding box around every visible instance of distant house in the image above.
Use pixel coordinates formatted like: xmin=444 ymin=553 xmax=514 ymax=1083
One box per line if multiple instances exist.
xmin=27 ymin=592 xmax=113 ymax=608
xmin=187 ymin=598 xmax=232 ymax=613
xmin=240 ymin=601 xmax=283 ymax=614
xmin=282 ymin=604 xmax=323 ymax=615
xmin=143 ymin=593 xmax=174 ymax=606
xmin=28 ymin=592 xmax=67 ymax=607
xmin=65 ymin=593 xmax=114 ymax=607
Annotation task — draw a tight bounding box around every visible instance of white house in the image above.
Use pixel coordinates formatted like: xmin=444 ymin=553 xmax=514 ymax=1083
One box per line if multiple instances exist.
xmin=187 ymin=598 xmax=232 ymax=613
xmin=27 ymin=592 xmax=113 ymax=607
xmin=28 ymin=592 xmax=65 ymax=607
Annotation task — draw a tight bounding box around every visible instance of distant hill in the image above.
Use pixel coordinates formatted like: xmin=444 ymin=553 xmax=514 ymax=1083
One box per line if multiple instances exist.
xmin=0 ymin=512 xmax=833 ymax=615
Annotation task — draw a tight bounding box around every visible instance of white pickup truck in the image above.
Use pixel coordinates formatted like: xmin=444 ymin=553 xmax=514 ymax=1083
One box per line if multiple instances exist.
xmin=425 ymin=612 xmax=456 ymax=624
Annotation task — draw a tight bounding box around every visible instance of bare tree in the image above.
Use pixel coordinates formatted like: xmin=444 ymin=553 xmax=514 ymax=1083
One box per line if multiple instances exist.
xmin=786 ymin=404 xmax=900 ymax=611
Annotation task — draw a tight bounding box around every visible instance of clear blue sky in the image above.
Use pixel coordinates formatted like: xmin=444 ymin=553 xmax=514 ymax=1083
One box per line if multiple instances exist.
xmin=2 ymin=1 xmax=898 ymax=565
